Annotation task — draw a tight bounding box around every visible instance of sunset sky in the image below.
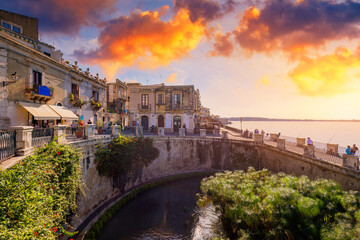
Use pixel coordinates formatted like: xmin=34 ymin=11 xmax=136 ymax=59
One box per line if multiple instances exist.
xmin=3 ymin=0 xmax=360 ymax=120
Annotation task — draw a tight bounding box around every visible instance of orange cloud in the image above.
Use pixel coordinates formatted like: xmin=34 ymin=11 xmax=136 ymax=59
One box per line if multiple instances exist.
xmin=288 ymin=45 xmax=360 ymax=97
xmin=75 ymin=6 xmax=205 ymax=80
xmin=208 ymin=30 xmax=234 ymax=57
xmin=166 ymin=73 xmax=178 ymax=83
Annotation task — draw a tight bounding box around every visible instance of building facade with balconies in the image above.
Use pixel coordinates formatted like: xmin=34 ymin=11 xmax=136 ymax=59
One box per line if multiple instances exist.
xmin=0 ymin=10 xmax=107 ymax=129
xmin=127 ymin=83 xmax=201 ymax=133
xmin=106 ymin=79 xmax=128 ymax=127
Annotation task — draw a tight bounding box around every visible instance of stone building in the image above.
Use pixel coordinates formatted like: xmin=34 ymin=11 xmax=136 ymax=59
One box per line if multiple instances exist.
xmin=106 ymin=79 xmax=128 ymax=127
xmin=0 ymin=11 xmax=107 ymax=129
xmin=127 ymin=83 xmax=201 ymax=133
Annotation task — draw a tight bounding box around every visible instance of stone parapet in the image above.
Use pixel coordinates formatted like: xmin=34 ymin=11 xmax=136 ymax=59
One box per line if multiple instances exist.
xmin=52 ymin=125 xmax=67 ymax=144
xmin=253 ymin=133 xmax=263 ymax=143
xmin=158 ymin=127 xmax=165 ymax=136
xmin=277 ymin=138 xmax=285 ymax=149
xmin=327 ymin=143 xmax=339 ymax=155
xmin=270 ymin=133 xmax=279 ymax=142
xmin=9 ymin=126 xmax=34 ymax=156
xmin=296 ymin=138 xmax=305 ymax=147
xmin=111 ymin=125 xmax=120 ymax=137
xmin=304 ymin=145 xmax=315 ymax=157
xmin=222 ymin=131 xmax=228 ymax=139
xmin=343 ymin=155 xmax=359 ymax=169
xmin=200 ymin=129 xmax=206 ymax=138
xmin=85 ymin=124 xmax=96 ymax=139
xmin=179 ymin=128 xmax=186 ymax=137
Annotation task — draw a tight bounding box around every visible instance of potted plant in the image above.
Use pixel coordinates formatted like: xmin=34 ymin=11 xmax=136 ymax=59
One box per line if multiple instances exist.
xmin=69 ymin=93 xmax=74 ymax=101
xmin=75 ymin=120 xmax=85 ymax=138
xmin=50 ymin=87 xmax=54 ymax=97
xmin=151 ymin=125 xmax=158 ymax=133
xmin=77 ymin=99 xmax=84 ymax=106
xmin=96 ymin=120 xmax=104 ymax=134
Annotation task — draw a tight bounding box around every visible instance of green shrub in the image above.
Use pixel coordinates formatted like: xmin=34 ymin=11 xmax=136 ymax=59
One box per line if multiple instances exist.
xmin=95 ymin=135 xmax=159 ymax=190
xmin=0 ymin=141 xmax=82 ymax=239
xmin=198 ymin=168 xmax=360 ymax=240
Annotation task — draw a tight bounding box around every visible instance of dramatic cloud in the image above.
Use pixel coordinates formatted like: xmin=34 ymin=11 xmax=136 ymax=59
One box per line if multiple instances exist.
xmin=208 ymin=31 xmax=234 ymax=57
xmin=74 ymin=6 xmax=205 ymax=80
xmin=234 ymin=0 xmax=360 ymax=58
xmin=5 ymin=0 xmax=117 ymax=35
xmin=288 ymin=45 xmax=360 ymax=97
xmin=173 ymin=0 xmax=236 ymax=23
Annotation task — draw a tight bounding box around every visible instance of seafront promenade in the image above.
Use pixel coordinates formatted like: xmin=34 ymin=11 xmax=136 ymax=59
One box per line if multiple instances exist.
xmin=0 ymin=126 xmax=355 ymax=171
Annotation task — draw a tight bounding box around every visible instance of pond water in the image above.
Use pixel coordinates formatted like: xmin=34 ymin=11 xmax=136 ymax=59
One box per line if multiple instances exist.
xmin=97 ymin=177 xmax=205 ymax=240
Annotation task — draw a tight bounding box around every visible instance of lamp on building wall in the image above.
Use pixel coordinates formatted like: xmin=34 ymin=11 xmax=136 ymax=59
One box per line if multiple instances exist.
xmin=3 ymin=72 xmax=20 ymax=86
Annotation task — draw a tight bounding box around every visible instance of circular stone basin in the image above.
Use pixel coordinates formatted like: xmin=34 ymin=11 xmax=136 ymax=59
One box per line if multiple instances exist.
xmin=97 ymin=176 xmax=204 ymax=240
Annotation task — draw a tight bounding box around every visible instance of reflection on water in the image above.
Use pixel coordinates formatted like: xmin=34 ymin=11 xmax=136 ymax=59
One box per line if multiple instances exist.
xmin=97 ymin=177 xmax=204 ymax=240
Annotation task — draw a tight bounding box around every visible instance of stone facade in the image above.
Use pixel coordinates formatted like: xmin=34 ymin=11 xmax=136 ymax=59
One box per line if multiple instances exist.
xmin=0 ymin=25 xmax=107 ymax=129
xmin=106 ymin=79 xmax=128 ymax=127
xmin=127 ymin=83 xmax=201 ymax=133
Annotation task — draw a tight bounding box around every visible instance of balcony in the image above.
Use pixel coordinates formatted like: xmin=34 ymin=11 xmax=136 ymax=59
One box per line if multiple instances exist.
xmin=138 ymin=104 xmax=152 ymax=112
xmin=25 ymin=86 xmax=53 ymax=103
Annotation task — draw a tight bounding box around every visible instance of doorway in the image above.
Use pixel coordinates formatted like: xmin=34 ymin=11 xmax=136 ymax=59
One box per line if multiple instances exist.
xmin=158 ymin=115 xmax=164 ymax=128
xmin=173 ymin=116 xmax=181 ymax=133
xmin=141 ymin=116 xmax=149 ymax=131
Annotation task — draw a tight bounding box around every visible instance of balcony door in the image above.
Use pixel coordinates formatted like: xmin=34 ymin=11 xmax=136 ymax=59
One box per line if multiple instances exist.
xmin=158 ymin=115 xmax=164 ymax=127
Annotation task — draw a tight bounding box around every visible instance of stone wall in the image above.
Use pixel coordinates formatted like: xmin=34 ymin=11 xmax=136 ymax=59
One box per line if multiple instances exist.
xmin=73 ymin=137 xmax=360 ymax=231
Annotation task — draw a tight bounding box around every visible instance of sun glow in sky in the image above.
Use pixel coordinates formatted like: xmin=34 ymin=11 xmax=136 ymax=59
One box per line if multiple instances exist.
xmin=3 ymin=0 xmax=360 ymax=120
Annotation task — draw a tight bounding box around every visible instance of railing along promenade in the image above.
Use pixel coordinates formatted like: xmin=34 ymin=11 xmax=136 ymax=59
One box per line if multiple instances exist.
xmin=1 ymin=124 xmax=358 ymax=172
xmin=223 ymin=125 xmax=358 ymax=170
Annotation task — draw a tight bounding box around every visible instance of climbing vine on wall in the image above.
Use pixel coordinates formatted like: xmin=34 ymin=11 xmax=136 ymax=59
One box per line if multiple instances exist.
xmin=0 ymin=141 xmax=82 ymax=240
xmin=95 ymin=135 xmax=159 ymax=190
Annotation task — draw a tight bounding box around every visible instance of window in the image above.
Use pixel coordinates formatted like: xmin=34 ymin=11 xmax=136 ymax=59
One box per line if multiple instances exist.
xmin=1 ymin=21 xmax=11 ymax=30
xmin=158 ymin=94 xmax=164 ymax=104
xmin=173 ymin=94 xmax=181 ymax=108
xmin=93 ymin=91 xmax=99 ymax=101
xmin=12 ymin=25 xmax=21 ymax=34
xmin=71 ymin=83 xmax=79 ymax=99
xmin=141 ymin=94 xmax=149 ymax=109
xmin=43 ymin=52 xmax=51 ymax=57
xmin=33 ymin=71 xmax=42 ymax=90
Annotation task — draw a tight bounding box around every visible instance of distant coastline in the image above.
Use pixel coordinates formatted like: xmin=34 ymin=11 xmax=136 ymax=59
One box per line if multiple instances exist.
xmin=227 ymin=117 xmax=360 ymax=122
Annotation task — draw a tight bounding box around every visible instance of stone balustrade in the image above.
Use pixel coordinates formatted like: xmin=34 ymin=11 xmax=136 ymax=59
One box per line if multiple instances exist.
xmin=270 ymin=133 xmax=279 ymax=142
xmin=52 ymin=125 xmax=67 ymax=143
xmin=343 ymin=154 xmax=359 ymax=169
xmin=9 ymin=126 xmax=34 ymax=156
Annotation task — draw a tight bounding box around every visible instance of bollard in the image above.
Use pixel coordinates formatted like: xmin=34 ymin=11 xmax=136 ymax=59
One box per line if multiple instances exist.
xmin=254 ymin=133 xmax=264 ymax=143
xmin=296 ymin=138 xmax=305 ymax=147
xmin=277 ymin=138 xmax=286 ymax=149
xmin=158 ymin=127 xmax=165 ymax=137
xmin=200 ymin=129 xmax=206 ymax=138
xmin=304 ymin=145 xmax=315 ymax=157
xmin=326 ymin=143 xmax=339 ymax=155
